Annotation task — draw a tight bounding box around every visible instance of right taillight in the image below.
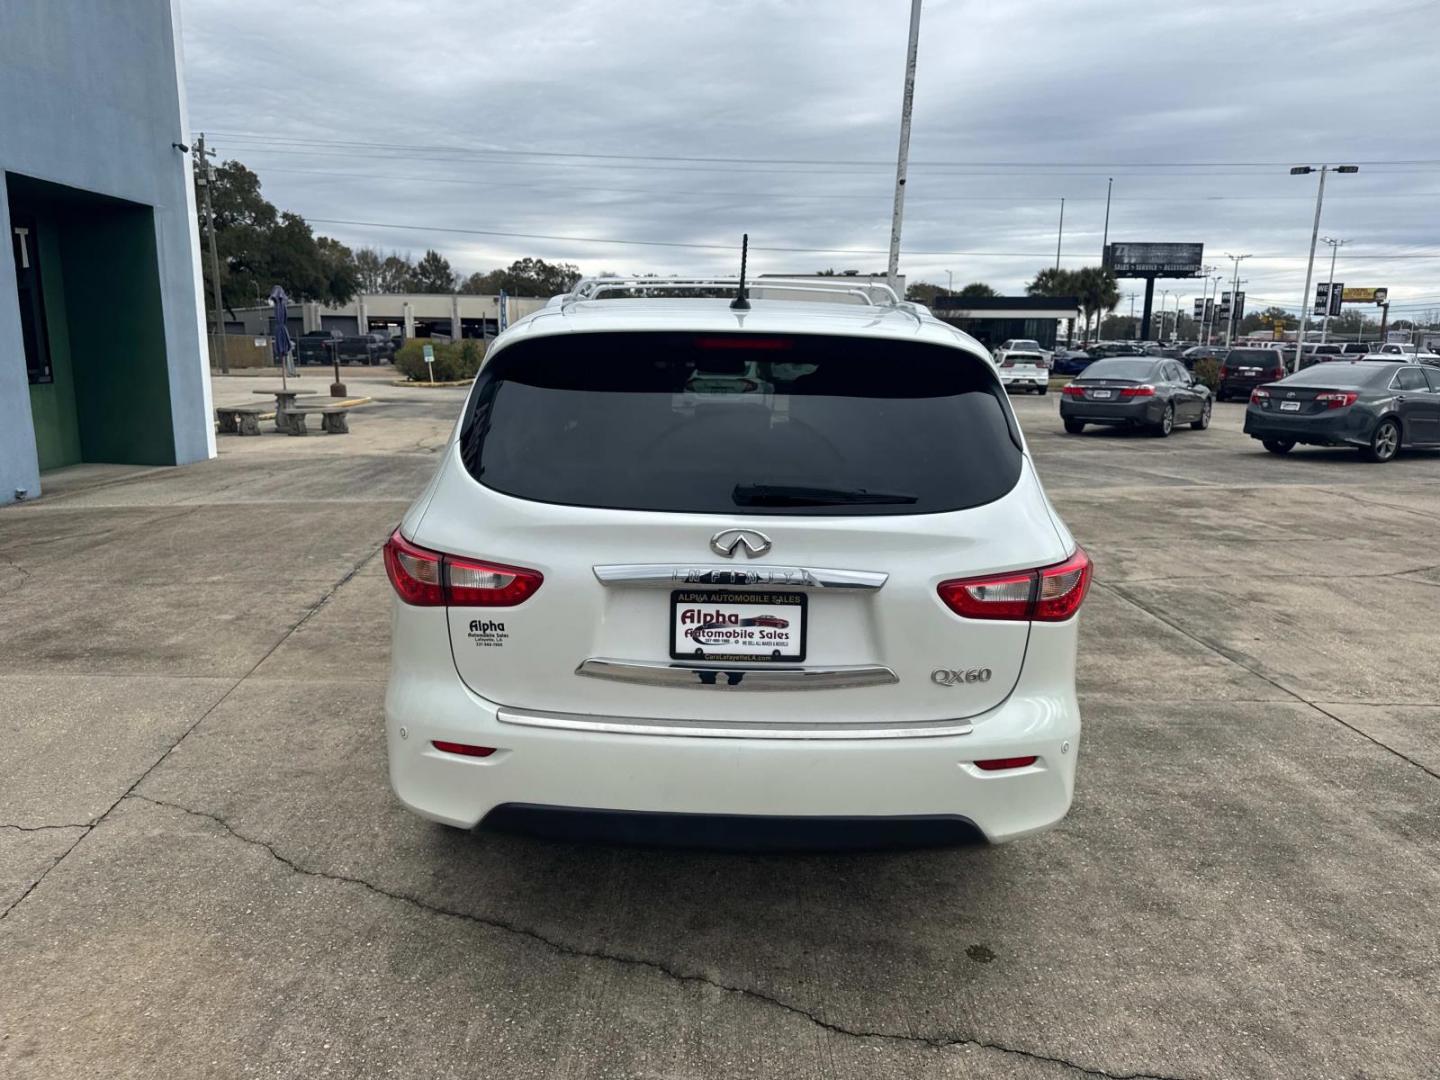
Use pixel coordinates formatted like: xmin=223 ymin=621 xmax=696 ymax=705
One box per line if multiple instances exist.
xmin=1316 ymin=391 xmax=1357 ymax=409
xmin=938 ymin=548 xmax=1092 ymax=623
xmin=1270 ymin=367 xmax=1286 ymax=381
xmin=383 ymin=528 xmax=543 ymax=607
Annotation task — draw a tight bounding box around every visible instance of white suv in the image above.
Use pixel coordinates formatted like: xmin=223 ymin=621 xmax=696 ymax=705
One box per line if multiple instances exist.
xmin=384 ymin=280 xmax=1091 ymax=845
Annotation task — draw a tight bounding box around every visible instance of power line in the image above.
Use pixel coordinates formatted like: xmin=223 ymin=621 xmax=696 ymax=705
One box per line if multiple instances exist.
xmin=302 ymin=214 xmax=1440 ymax=261
xmin=200 ymin=132 xmax=1440 ymax=170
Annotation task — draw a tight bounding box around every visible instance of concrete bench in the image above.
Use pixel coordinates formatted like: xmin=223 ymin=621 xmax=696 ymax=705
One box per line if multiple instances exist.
xmin=280 ymin=403 xmax=355 ymax=435
xmin=215 ymin=405 xmax=271 ymax=436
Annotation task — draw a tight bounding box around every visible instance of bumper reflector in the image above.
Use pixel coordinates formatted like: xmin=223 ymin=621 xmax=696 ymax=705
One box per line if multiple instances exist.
xmin=975 ymin=756 xmax=1039 ymax=771
xmin=432 ymin=740 xmax=497 ymax=758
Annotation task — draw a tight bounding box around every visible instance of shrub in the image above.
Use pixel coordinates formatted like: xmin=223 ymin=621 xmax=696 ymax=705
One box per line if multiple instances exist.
xmin=1193 ymin=357 xmax=1221 ymax=392
xmin=394 ymin=338 xmax=485 ymax=382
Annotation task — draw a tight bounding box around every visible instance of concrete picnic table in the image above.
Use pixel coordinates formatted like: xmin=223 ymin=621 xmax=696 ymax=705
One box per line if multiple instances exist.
xmin=252 ymin=388 xmax=318 ymax=432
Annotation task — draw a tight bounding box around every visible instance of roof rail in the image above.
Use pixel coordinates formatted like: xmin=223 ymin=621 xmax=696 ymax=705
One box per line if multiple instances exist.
xmin=561 ymin=276 xmax=905 ymax=312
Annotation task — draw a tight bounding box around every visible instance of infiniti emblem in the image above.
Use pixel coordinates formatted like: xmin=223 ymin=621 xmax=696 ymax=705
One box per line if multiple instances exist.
xmin=710 ymin=528 xmax=773 ymax=558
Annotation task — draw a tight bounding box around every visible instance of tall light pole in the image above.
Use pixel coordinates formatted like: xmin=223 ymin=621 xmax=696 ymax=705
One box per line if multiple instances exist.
xmin=1100 ymin=177 xmax=1113 ymax=259
xmin=886 ymin=0 xmax=924 ymax=295
xmin=1290 ymin=164 xmax=1359 ymax=371
xmin=1319 ymin=236 xmax=1348 ymax=344
xmin=1223 ymin=253 xmax=1250 ymax=346
xmin=1055 ymin=198 xmax=1065 ymax=270
xmin=1159 ymin=289 xmax=1171 ymax=341
xmin=946 ymin=268 xmax=953 ymax=295
xmin=1210 ymin=273 xmax=1224 ymax=345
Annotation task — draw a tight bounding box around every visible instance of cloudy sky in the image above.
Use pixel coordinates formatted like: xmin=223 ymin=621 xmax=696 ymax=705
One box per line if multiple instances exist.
xmin=180 ymin=0 xmax=1440 ymax=318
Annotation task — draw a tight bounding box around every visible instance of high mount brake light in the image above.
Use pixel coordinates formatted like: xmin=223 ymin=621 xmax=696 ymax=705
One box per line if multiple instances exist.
xmin=694 ymin=336 xmax=793 ymax=351
xmin=1119 ymin=385 xmax=1155 ymax=398
xmin=384 ymin=529 xmax=543 ymax=607
xmin=1316 ymin=391 xmax=1358 ymax=408
xmin=938 ymin=548 xmax=1092 ymax=623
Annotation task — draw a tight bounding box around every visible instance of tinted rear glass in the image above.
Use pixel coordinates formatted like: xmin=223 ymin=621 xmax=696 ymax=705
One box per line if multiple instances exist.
xmin=1079 ymin=359 xmax=1159 ymax=381
xmin=1227 ymin=349 xmax=1278 ymax=362
xmin=1281 ymin=363 xmax=1391 ymax=386
xmin=458 ymin=331 xmax=1022 ymax=516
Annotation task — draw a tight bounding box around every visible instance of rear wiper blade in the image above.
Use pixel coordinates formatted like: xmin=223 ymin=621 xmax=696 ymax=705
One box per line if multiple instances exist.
xmin=732 ymin=483 xmax=918 ymax=506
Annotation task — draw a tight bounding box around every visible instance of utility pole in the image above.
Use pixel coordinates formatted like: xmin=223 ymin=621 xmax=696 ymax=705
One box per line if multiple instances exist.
xmin=194 ymin=133 xmax=228 ymax=375
xmin=1055 ymin=197 xmax=1065 ymax=270
xmin=946 ymin=269 xmax=953 ymax=295
xmin=1159 ymin=289 xmax=1171 ymax=341
xmin=1101 ymin=177 xmax=1113 ymax=260
xmin=1290 ymin=163 xmax=1358 ymax=372
xmin=1224 ymin=253 xmax=1250 ymax=346
xmin=886 ymin=0 xmax=923 ymax=295
xmin=1319 ymin=236 xmax=1347 ymax=344
xmin=1127 ymin=292 xmax=1137 ymax=339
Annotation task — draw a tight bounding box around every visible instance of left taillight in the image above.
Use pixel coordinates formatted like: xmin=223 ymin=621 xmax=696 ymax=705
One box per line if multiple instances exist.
xmin=938 ymin=548 xmax=1093 ymax=623
xmin=383 ymin=528 xmax=543 ymax=607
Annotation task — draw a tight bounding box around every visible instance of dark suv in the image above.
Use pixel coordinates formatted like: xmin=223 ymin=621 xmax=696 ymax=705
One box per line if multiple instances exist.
xmin=1217 ymin=348 xmax=1287 ymax=402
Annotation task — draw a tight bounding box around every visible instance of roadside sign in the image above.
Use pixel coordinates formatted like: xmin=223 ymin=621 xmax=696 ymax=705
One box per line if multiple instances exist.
xmin=422 ymin=343 xmax=435 ymax=384
xmin=1103 ymin=242 xmax=1204 ymax=277
xmin=1329 ymin=283 xmax=1344 ymax=316
xmin=1193 ymin=298 xmax=1204 ymax=319
xmin=1273 ymin=320 xmax=1286 ymax=338
xmin=1341 ymin=286 xmax=1388 ymax=304
xmin=1233 ymin=292 xmax=1245 ymax=323
xmin=1314 ymin=283 xmax=1330 ymax=316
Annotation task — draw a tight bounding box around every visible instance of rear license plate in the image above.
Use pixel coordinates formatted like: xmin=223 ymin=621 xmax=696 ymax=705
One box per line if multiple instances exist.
xmin=1281 ymin=401 xmax=1301 ymax=411
xmin=1240 ymin=368 xmax=1260 ymax=375
xmin=1091 ymin=389 xmax=1113 ymax=399
xmin=671 ymin=590 xmax=806 ymax=663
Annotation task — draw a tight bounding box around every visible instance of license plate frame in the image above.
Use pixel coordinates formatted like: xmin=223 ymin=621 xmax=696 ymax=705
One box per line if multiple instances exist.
xmin=1280 ymin=401 xmax=1301 ymax=411
xmin=670 ymin=590 xmax=807 ymax=663
xmin=1091 ymin=389 xmax=1113 ymax=399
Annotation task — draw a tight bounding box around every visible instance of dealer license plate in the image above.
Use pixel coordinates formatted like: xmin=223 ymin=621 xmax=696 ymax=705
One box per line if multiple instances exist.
xmin=1280 ymin=401 xmax=1301 ymax=411
xmin=671 ymin=590 xmax=806 ymax=663
xmin=1091 ymin=389 xmax=1113 ymax=399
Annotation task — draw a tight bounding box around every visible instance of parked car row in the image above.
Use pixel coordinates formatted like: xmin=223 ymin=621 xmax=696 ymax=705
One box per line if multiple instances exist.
xmin=294 ymin=329 xmax=399 ymax=366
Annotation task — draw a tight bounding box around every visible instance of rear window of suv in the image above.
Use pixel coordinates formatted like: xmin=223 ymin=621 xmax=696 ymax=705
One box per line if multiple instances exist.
xmin=458 ymin=331 xmax=1022 ymax=516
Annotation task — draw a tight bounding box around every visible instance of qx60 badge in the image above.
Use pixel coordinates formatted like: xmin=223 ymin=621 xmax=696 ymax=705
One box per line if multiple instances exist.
xmin=710 ymin=528 xmax=772 ymax=558
xmin=932 ymin=667 xmax=993 ymax=686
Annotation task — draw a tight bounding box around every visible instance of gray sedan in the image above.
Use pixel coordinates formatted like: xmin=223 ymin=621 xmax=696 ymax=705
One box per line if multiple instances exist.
xmin=1243 ymin=360 xmax=1440 ymax=462
xmin=1059 ymin=357 xmax=1212 ymax=437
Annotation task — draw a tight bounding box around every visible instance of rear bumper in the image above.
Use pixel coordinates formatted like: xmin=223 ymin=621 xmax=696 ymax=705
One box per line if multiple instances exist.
xmin=1000 ymin=371 xmax=1048 ymax=388
xmin=385 ymin=620 xmax=1082 ymax=844
xmin=1243 ymin=407 xmax=1370 ymax=446
xmin=1057 ymin=397 xmax=1161 ymax=425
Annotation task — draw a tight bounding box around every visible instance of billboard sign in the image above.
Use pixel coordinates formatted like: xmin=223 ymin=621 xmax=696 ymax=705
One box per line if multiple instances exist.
xmin=1329 ymin=283 xmax=1343 ymax=316
xmin=1104 ymin=242 xmax=1204 ymax=277
xmin=1193 ymin=298 xmax=1205 ymax=319
xmin=1218 ymin=291 xmax=1231 ymax=317
xmin=1314 ymin=283 xmax=1331 ymax=316
xmin=1204 ymin=298 xmax=1214 ymax=322
xmin=1233 ymin=292 xmax=1246 ymax=325
xmin=1341 ymin=286 xmax=1388 ymax=304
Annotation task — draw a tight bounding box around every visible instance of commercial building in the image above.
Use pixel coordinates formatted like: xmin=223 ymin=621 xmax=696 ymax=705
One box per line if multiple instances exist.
xmin=2 ymin=2 xmax=214 ymax=506
xmin=931 ymin=295 xmax=1080 ymax=352
xmin=222 ymin=293 xmax=548 ymax=345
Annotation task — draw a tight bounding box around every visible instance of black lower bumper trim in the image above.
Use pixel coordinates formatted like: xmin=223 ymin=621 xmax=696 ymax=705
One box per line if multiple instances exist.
xmin=480 ymin=804 xmax=988 ymax=851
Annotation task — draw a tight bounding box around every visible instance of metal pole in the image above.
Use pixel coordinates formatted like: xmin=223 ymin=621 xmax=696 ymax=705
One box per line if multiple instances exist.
xmin=886 ymin=0 xmax=923 ymax=294
xmin=1055 ymin=198 xmax=1065 ymax=270
xmin=1319 ymin=237 xmax=1345 ymax=344
xmin=1294 ymin=166 xmax=1327 ymax=372
xmin=1224 ymin=254 xmax=1249 ymax=347
xmin=1101 ymin=177 xmax=1113 ymax=259
xmin=946 ymin=269 xmax=953 ymax=295
xmin=196 ymin=134 xmax=228 ymax=375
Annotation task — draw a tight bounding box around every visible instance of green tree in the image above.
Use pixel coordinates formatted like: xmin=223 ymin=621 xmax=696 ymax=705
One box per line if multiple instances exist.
xmin=378 ymin=254 xmax=415 ymax=293
xmin=1239 ymin=306 xmax=1294 ymax=335
xmin=1026 ymin=268 xmax=1079 ymax=345
xmin=1068 ymin=267 xmax=1119 ymax=344
xmin=410 ymin=249 xmax=456 ymax=293
xmin=956 ymin=282 xmax=998 ymax=298
xmin=196 ymin=160 xmax=356 ymax=308
xmin=460 ymin=258 xmax=582 ymax=297
xmin=905 ymin=281 xmax=947 ymax=305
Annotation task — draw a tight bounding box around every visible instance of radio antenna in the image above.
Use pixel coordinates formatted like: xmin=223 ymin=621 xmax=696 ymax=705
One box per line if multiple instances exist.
xmin=730 ymin=233 xmax=750 ymax=310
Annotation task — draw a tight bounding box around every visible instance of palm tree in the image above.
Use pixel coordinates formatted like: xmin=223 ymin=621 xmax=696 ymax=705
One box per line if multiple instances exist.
xmin=1069 ymin=267 xmax=1119 ymax=346
xmin=1027 ymin=268 xmax=1079 ymax=345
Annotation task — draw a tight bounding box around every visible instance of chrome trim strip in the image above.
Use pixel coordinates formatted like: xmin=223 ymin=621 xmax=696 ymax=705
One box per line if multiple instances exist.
xmin=592 ymin=564 xmax=888 ymax=591
xmin=575 ymin=657 xmax=897 ymax=691
xmin=497 ymin=704 xmax=973 ymax=741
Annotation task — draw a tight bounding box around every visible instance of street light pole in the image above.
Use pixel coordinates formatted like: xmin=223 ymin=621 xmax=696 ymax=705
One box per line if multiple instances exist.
xmin=946 ymin=268 xmax=953 ymax=295
xmin=1319 ymin=236 xmax=1347 ymax=344
xmin=1159 ymin=289 xmax=1171 ymax=341
xmin=1055 ymin=197 xmax=1065 ymax=270
xmin=886 ymin=0 xmax=924 ymax=295
xmin=1290 ymin=164 xmax=1358 ymax=372
xmin=1224 ymin=253 xmax=1250 ymax=347
xmin=1101 ymin=177 xmax=1113 ymax=259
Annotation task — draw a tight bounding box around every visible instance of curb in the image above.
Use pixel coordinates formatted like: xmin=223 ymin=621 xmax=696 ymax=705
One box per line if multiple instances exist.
xmin=388 ymin=379 xmax=474 ymax=388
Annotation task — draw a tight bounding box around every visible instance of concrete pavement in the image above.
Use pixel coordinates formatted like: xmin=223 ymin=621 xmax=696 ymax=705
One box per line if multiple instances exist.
xmin=2 ymin=376 xmax=1439 ymax=1078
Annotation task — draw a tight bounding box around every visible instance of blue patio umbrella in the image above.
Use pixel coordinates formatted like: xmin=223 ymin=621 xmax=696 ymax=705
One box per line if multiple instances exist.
xmin=269 ymin=285 xmax=294 ymax=384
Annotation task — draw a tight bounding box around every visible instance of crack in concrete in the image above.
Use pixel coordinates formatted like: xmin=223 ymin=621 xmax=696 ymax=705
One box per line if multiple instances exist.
xmin=1100 ymin=581 xmax=1440 ymax=783
xmin=0 ymin=822 xmax=88 ymax=833
xmin=125 ymin=794 xmax=1193 ymax=1080
xmin=0 ymin=545 xmax=382 ymax=923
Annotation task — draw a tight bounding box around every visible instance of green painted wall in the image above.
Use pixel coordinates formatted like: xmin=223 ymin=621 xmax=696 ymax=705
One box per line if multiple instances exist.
xmin=60 ymin=203 xmax=175 ymax=466
xmin=26 ymin=222 xmax=82 ymax=469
